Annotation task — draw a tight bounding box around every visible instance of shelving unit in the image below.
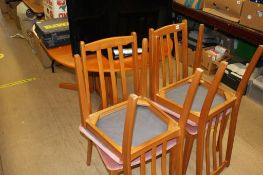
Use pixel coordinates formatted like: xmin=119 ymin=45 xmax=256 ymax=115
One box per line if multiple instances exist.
xmin=172 ymin=2 xmax=263 ymax=46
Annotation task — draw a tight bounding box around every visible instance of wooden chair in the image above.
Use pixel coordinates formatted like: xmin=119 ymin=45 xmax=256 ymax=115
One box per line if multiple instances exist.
xmin=151 ymin=29 xmax=263 ymax=175
xmin=75 ymin=32 xmax=142 ymax=166
xmin=74 ymin=32 xmax=206 ymax=174
xmin=148 ymin=19 xmax=204 ymax=100
xmin=153 ymin=61 xmax=237 ymax=175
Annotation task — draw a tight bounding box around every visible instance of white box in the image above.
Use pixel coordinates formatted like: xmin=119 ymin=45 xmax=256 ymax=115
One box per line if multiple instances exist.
xmin=43 ymin=0 xmax=67 ymax=19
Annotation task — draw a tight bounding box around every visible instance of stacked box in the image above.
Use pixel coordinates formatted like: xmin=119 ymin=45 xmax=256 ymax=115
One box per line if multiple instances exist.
xmin=240 ymin=1 xmax=263 ymax=32
xmin=43 ymin=0 xmax=67 ymax=19
xmin=203 ymin=0 xmax=247 ymax=22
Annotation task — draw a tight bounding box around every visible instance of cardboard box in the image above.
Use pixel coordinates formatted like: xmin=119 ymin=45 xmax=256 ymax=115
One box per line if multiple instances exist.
xmin=240 ymin=1 xmax=263 ymax=32
xmin=203 ymin=0 xmax=247 ymax=22
xmin=201 ymin=47 xmax=217 ymax=70
xmin=176 ymin=0 xmax=204 ymax=9
xmin=43 ymin=0 xmax=67 ymax=19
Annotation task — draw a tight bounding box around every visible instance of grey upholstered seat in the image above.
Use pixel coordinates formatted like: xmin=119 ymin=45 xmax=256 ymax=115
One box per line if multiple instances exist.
xmin=165 ymin=82 xmax=226 ymax=112
xmin=96 ymin=106 xmax=168 ymax=147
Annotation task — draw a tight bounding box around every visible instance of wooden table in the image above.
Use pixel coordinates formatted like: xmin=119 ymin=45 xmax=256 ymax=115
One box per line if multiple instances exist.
xmin=172 ymin=2 xmax=263 ymax=46
xmin=40 ymin=42 xmax=142 ymax=90
xmin=22 ymin=0 xmax=43 ymax=14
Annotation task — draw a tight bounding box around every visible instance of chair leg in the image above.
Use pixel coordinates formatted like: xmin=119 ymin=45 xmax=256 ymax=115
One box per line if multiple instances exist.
xmin=183 ymin=132 xmax=196 ymax=175
xmin=86 ymin=139 xmax=93 ymax=166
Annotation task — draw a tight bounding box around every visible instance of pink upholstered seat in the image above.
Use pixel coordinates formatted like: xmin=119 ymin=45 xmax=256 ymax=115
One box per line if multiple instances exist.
xmin=80 ymin=125 xmax=177 ymax=171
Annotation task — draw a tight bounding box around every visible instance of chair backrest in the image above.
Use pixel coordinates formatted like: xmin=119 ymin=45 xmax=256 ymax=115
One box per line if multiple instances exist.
xmin=74 ymin=32 xmax=148 ymax=126
xmin=196 ymin=47 xmax=263 ymax=174
xmin=225 ymin=45 xmax=263 ymax=167
xmin=195 ymin=61 xmax=233 ymax=175
xmin=149 ymin=20 xmax=204 ymax=99
xmin=122 ymin=68 xmax=204 ymax=175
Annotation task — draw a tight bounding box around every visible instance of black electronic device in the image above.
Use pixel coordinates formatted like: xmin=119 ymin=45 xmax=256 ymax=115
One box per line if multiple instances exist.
xmin=35 ymin=17 xmax=70 ymax=48
xmin=66 ymin=0 xmax=172 ymax=55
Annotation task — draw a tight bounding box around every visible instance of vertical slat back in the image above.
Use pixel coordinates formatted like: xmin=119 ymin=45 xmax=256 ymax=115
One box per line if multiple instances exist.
xmin=196 ymin=62 xmax=227 ymax=175
xmin=161 ymin=141 xmax=167 ymax=175
xmin=212 ymin=115 xmax=220 ymax=171
xmin=107 ymin=48 xmax=118 ymax=105
xmin=218 ymin=111 xmax=229 ymax=165
xmin=173 ymin=32 xmax=180 ymax=81
xmin=205 ymin=120 xmax=213 ymax=174
xmin=160 ymin=37 xmax=167 ymax=87
xmin=118 ymin=45 xmax=128 ymax=100
xmin=202 ymin=45 xmax=263 ymax=175
xmin=151 ymin=147 xmax=157 ymax=175
xmin=181 ymin=20 xmax=188 ymax=78
xmin=140 ymin=38 xmax=148 ymax=97
xmin=166 ymin=34 xmax=173 ymax=84
xmin=140 ymin=153 xmax=146 ymax=175
xmin=96 ymin=50 xmax=108 ymax=108
xmin=81 ymin=33 xmax=140 ymax=108
xmin=226 ymin=45 xmax=263 ymax=165
xmin=150 ymin=21 xmax=205 ymax=101
xmin=131 ymin=32 xmax=139 ymax=95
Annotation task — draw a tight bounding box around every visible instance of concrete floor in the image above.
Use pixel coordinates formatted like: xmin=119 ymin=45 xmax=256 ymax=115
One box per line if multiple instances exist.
xmin=0 ymin=9 xmax=263 ymax=175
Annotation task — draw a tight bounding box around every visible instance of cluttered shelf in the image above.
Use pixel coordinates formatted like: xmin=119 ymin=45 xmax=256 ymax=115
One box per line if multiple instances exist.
xmin=172 ymin=2 xmax=263 ymax=46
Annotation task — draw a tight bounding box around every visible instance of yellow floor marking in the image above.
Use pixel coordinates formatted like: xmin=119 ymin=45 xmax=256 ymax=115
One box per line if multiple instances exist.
xmin=0 ymin=53 xmax=4 ymax=59
xmin=0 ymin=77 xmax=36 ymax=89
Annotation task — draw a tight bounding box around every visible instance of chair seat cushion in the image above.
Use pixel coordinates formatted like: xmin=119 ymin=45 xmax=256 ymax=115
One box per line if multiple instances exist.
xmin=165 ymin=83 xmax=226 ymax=112
xmin=96 ymin=106 xmax=168 ymax=147
xmin=79 ymin=106 xmax=176 ymax=166
xmin=155 ymin=83 xmax=232 ymax=135
xmin=80 ymin=126 xmax=177 ymax=170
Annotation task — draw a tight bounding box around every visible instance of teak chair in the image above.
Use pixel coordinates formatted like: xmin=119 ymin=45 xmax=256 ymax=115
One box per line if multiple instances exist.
xmin=148 ymin=20 xmax=204 ymax=100
xmin=151 ymin=24 xmax=263 ymax=175
xmin=75 ymin=32 xmax=142 ymax=166
xmin=154 ymin=61 xmax=237 ymax=175
xmin=74 ymin=32 xmax=206 ymax=174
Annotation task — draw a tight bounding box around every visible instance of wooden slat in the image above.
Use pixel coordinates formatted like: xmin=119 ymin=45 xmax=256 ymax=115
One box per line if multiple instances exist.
xmin=160 ymin=37 xmax=167 ymax=87
xmin=206 ymin=120 xmax=213 ymax=175
xmin=97 ymin=50 xmax=108 ymax=108
xmin=218 ymin=111 xmax=228 ymax=165
xmin=212 ymin=115 xmax=220 ymax=171
xmin=118 ymin=45 xmax=128 ymax=100
xmin=166 ymin=34 xmax=173 ymax=84
xmin=151 ymin=147 xmax=157 ymax=175
xmin=107 ymin=48 xmax=118 ymax=105
xmin=173 ymin=32 xmax=180 ymax=81
xmin=140 ymin=153 xmax=146 ymax=175
xmin=161 ymin=142 xmax=167 ymax=175
xmin=181 ymin=20 xmax=188 ymax=78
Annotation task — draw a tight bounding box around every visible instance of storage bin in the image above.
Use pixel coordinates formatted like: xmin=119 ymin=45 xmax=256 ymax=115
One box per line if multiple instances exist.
xmin=247 ymin=76 xmax=263 ymax=106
